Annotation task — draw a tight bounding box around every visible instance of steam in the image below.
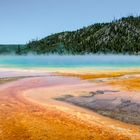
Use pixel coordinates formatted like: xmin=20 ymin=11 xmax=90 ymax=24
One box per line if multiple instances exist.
xmin=0 ymin=54 xmax=140 ymax=68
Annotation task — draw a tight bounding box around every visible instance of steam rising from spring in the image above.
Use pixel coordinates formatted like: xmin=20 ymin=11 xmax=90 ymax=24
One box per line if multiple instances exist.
xmin=0 ymin=54 xmax=140 ymax=68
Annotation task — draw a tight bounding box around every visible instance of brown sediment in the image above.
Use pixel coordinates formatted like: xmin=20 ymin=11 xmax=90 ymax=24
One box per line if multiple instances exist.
xmin=0 ymin=76 xmax=38 ymax=85
xmin=54 ymin=70 xmax=140 ymax=126
xmin=0 ymin=77 xmax=22 ymax=84
xmin=22 ymin=76 xmax=140 ymax=140
xmin=107 ymin=77 xmax=140 ymax=91
xmin=55 ymin=70 xmax=140 ymax=80
xmin=0 ymin=76 xmax=139 ymax=140
xmin=58 ymin=90 xmax=140 ymax=125
xmin=0 ymin=71 xmax=140 ymax=140
xmin=0 ymin=77 xmax=100 ymax=140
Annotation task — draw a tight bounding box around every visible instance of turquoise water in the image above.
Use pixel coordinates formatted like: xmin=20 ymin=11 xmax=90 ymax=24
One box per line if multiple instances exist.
xmin=0 ymin=55 xmax=140 ymax=69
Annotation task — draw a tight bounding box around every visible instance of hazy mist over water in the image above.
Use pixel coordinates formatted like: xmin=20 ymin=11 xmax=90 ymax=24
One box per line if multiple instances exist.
xmin=0 ymin=55 xmax=140 ymax=69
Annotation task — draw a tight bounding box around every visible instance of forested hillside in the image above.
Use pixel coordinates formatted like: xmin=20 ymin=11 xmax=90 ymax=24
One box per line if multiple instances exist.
xmin=1 ymin=16 xmax=140 ymax=55
xmin=26 ymin=16 xmax=140 ymax=55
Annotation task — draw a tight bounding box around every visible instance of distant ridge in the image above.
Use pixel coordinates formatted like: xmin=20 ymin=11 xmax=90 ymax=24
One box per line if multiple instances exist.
xmin=0 ymin=45 xmax=26 ymax=55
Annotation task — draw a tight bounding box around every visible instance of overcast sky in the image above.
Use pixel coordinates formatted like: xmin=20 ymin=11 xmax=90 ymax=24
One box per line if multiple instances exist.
xmin=0 ymin=0 xmax=140 ymax=44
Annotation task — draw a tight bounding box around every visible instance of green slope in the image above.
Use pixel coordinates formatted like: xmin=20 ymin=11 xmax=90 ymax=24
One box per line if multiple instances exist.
xmin=26 ymin=16 xmax=140 ymax=55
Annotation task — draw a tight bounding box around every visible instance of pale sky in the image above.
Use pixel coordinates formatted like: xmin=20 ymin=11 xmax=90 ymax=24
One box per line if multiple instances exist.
xmin=0 ymin=0 xmax=140 ymax=44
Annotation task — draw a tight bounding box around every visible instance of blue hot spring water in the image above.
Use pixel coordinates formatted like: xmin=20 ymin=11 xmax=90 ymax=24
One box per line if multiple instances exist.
xmin=0 ymin=55 xmax=140 ymax=69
